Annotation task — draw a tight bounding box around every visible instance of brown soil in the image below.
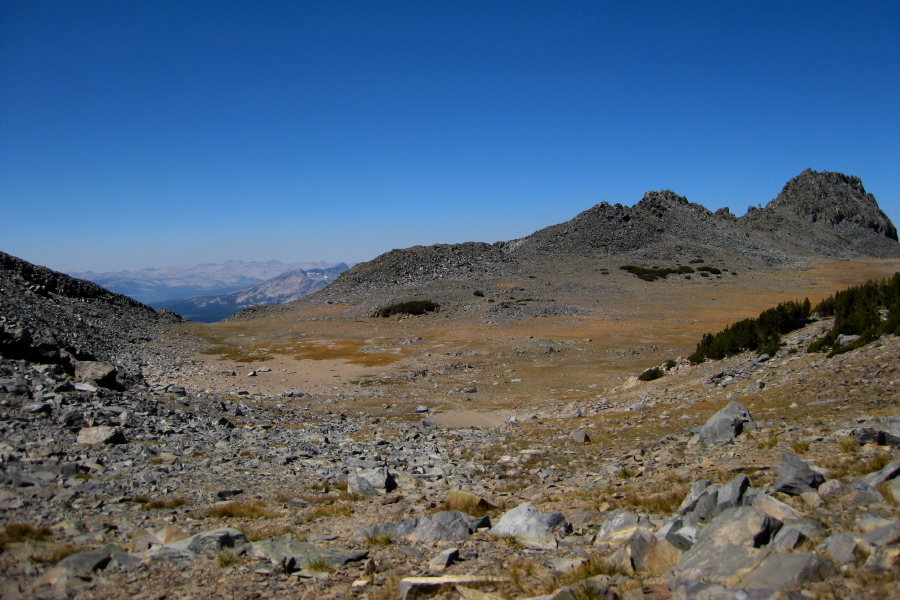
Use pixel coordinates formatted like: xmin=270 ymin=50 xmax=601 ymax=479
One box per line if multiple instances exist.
xmin=176 ymin=259 xmax=900 ymax=420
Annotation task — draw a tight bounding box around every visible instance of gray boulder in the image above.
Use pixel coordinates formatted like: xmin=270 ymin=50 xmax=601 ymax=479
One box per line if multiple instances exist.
xmin=697 ymin=506 xmax=782 ymax=548
xmin=699 ymin=402 xmax=755 ymax=446
xmin=773 ymin=452 xmax=825 ymax=495
xmin=411 ymin=511 xmax=489 ymax=543
xmin=854 ymin=416 xmax=900 ymax=447
xmin=858 ymin=458 xmax=900 ymax=488
xmin=594 ymin=509 xmax=654 ymax=544
xmin=56 ymin=550 xmax=112 ymax=575
xmin=819 ymin=532 xmax=856 ymax=564
xmin=76 ymin=426 xmax=127 ymax=445
xmin=738 ymin=552 xmax=835 ymax=589
xmin=491 ymin=502 xmax=566 ymax=549
xmin=166 ymin=528 xmax=249 ymax=556
xmin=250 ymin=538 xmax=367 ymax=572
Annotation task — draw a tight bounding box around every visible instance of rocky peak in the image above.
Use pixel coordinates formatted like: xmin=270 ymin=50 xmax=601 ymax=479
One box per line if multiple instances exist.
xmin=768 ymin=169 xmax=897 ymax=241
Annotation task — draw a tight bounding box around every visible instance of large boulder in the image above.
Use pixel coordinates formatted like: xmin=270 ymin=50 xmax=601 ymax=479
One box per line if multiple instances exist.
xmin=773 ymin=452 xmax=825 ymax=495
xmin=166 ymin=528 xmax=248 ymax=556
xmin=490 ymin=502 xmax=567 ymax=549
xmin=699 ymin=402 xmax=755 ymax=446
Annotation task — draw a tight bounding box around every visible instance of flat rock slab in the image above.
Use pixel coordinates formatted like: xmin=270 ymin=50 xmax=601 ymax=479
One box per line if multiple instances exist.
xmin=399 ymin=576 xmax=507 ymax=600
xmin=251 ymin=538 xmax=368 ymax=572
xmin=166 ymin=528 xmax=248 ymax=556
xmin=76 ymin=426 xmax=127 ymax=445
xmin=56 ymin=550 xmax=111 ymax=575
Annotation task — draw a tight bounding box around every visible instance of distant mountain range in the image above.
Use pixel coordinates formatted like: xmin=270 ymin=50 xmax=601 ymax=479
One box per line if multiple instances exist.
xmin=155 ymin=263 xmax=349 ymax=322
xmin=69 ymin=260 xmax=347 ymax=305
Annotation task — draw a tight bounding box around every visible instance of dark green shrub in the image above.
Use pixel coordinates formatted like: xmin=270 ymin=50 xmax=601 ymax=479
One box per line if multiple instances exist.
xmin=639 ymin=367 xmax=664 ymax=381
xmin=473 ymin=290 xmax=484 ymax=297
xmin=372 ymin=300 xmax=440 ymax=318
xmin=697 ymin=266 xmax=721 ymax=274
xmin=689 ymin=258 xmax=705 ymax=264
xmin=689 ymin=298 xmax=812 ymax=363
xmin=620 ymin=264 xmax=695 ymax=282
xmin=809 ymin=272 xmax=900 ymax=356
xmin=664 ymin=360 xmax=677 ymax=369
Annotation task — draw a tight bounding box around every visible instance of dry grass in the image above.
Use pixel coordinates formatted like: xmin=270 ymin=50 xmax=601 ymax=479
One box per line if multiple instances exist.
xmin=141 ymin=497 xmax=191 ymax=511
xmin=625 ymin=485 xmax=688 ymax=515
xmin=305 ymin=557 xmax=336 ymax=573
xmin=791 ymin=440 xmax=811 ymax=454
xmin=876 ymin=481 xmax=897 ymax=506
xmin=206 ymin=499 xmax=278 ymax=519
xmin=1 ymin=523 xmax=52 ymax=546
xmin=364 ymin=533 xmax=394 ymax=546
xmin=501 ymin=558 xmax=543 ymax=598
xmin=839 ymin=437 xmax=861 ymax=453
xmin=217 ymin=551 xmax=238 ymax=568
xmin=303 ymin=502 xmax=354 ymax=521
xmin=757 ymin=435 xmax=779 ymax=450
xmin=826 ymin=452 xmax=893 ymax=481
xmin=29 ymin=543 xmax=81 ymax=565
xmin=444 ymin=489 xmax=495 ymax=518
xmin=242 ymin=522 xmax=297 ymax=542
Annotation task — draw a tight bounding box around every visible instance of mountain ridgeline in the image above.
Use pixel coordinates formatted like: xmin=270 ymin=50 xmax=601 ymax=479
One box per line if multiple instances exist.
xmin=155 ymin=264 xmax=349 ymax=322
xmin=246 ymin=169 xmax=899 ymax=317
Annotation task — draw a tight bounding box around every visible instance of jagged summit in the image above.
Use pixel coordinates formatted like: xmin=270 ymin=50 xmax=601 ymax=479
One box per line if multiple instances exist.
xmin=230 ymin=169 xmax=900 ymax=319
xmin=767 ymin=169 xmax=897 ymax=241
xmin=739 ymin=169 xmax=899 ymax=258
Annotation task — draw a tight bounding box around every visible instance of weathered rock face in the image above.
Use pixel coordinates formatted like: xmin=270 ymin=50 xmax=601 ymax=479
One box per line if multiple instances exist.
xmin=698 ymin=401 xmax=756 ymax=446
xmin=768 ymin=169 xmax=897 ymax=241
xmin=0 ymin=251 xmax=181 ymax=381
xmin=232 ymin=170 xmax=899 ymax=318
xmin=739 ymin=169 xmax=900 ymax=258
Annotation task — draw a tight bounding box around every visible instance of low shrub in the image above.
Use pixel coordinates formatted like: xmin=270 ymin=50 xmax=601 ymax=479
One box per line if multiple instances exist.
xmin=808 ymin=272 xmax=900 ymax=356
xmin=638 ymin=367 xmax=664 ymax=381
xmin=620 ymin=264 xmax=694 ymax=282
xmin=372 ymin=300 xmax=440 ymax=318
xmin=689 ymin=298 xmax=812 ymax=363
xmin=206 ymin=499 xmax=277 ymax=519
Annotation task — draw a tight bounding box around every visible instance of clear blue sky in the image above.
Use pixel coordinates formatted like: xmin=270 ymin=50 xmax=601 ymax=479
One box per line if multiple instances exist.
xmin=2 ymin=1 xmax=898 ymax=272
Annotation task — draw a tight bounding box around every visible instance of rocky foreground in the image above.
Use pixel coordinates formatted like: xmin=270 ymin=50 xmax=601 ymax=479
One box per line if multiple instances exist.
xmin=2 ymin=315 xmax=900 ymax=600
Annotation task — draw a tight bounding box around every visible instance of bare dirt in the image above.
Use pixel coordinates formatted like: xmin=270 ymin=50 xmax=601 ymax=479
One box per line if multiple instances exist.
xmin=177 ymin=259 xmax=900 ymax=419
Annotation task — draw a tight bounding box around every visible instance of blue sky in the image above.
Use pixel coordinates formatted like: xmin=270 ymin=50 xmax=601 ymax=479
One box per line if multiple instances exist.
xmin=2 ymin=1 xmax=898 ymax=272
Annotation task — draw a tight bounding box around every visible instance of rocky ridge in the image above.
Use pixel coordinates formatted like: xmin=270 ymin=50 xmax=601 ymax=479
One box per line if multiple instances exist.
xmin=70 ymin=260 xmax=332 ymax=306
xmin=0 ymin=251 xmax=182 ymax=386
xmin=238 ymin=169 xmax=899 ymax=320
xmin=157 ymin=263 xmax=349 ymax=322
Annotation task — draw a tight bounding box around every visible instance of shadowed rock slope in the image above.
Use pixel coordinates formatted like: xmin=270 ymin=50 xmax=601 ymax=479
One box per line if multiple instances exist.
xmin=0 ymin=251 xmax=182 ymax=381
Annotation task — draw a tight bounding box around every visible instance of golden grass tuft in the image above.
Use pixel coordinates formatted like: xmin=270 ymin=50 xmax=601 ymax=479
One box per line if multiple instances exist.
xmin=142 ymin=497 xmax=191 ymax=511
xmin=1 ymin=523 xmax=52 ymax=545
xmin=242 ymin=522 xmax=297 ymax=542
xmin=206 ymin=499 xmax=278 ymax=519
xmin=827 ymin=452 xmax=892 ymax=481
xmin=303 ymin=502 xmax=354 ymax=521
xmin=29 ymin=543 xmax=81 ymax=565
xmin=364 ymin=533 xmax=394 ymax=546
xmin=625 ymin=485 xmax=688 ymax=515
xmin=444 ymin=489 xmax=495 ymax=517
